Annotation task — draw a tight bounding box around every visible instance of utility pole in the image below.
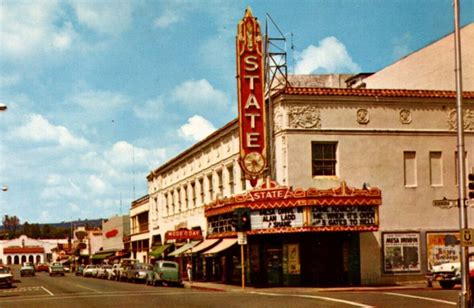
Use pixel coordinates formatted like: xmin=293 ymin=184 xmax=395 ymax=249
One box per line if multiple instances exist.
xmin=453 ymin=1 xmax=469 ymax=307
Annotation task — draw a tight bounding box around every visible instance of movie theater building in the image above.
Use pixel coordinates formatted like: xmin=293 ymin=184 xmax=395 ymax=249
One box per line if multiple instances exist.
xmin=146 ymin=77 xmax=474 ymax=287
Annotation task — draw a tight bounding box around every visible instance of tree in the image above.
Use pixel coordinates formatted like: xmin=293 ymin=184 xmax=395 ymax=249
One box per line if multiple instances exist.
xmin=2 ymin=215 xmax=20 ymax=239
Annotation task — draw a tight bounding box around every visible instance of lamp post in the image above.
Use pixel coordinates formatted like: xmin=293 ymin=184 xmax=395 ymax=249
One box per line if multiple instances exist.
xmin=0 ymin=104 xmax=6 ymax=111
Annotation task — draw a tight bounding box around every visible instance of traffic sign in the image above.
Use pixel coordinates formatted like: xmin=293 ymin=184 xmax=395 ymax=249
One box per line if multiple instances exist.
xmin=432 ymin=199 xmax=457 ymax=208
xmin=461 ymin=229 xmax=474 ymax=246
xmin=237 ymin=232 xmax=247 ymax=245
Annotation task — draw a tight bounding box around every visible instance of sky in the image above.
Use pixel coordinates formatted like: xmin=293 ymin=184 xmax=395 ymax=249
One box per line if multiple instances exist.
xmin=0 ymin=0 xmax=473 ymax=224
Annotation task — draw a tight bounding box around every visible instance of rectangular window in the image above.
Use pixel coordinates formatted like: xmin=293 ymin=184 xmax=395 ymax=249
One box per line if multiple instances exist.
xmin=191 ymin=181 xmax=196 ymax=207
xmin=429 ymin=152 xmax=442 ymax=186
xmin=199 ymin=178 xmax=204 ymax=205
xmin=217 ymin=170 xmax=223 ymax=197
xmin=404 ymin=151 xmax=417 ymax=187
xmin=208 ymin=174 xmax=213 ymax=201
xmin=312 ymin=142 xmax=337 ymax=176
xmin=228 ymin=165 xmax=234 ymax=195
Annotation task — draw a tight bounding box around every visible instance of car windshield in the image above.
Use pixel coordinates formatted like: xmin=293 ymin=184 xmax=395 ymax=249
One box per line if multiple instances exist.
xmin=162 ymin=263 xmax=177 ymax=268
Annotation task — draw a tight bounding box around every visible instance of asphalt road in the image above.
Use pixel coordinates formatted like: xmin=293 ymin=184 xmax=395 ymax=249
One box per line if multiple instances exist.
xmin=0 ymin=267 xmax=463 ymax=308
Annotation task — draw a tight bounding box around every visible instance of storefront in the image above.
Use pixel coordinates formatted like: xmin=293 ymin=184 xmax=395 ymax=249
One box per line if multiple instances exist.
xmin=205 ymin=179 xmax=381 ymax=287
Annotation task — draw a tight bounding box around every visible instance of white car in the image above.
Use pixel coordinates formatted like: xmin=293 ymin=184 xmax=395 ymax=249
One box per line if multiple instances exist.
xmin=83 ymin=265 xmax=98 ymax=277
xmin=427 ymin=259 xmax=474 ymax=289
xmin=0 ymin=265 xmax=14 ymax=288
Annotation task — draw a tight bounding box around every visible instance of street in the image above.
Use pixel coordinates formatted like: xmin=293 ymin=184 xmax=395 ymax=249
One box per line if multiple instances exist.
xmin=0 ymin=267 xmax=462 ymax=308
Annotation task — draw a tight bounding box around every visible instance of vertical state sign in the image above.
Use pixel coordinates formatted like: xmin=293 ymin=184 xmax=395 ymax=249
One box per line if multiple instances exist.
xmin=236 ymin=7 xmax=266 ymax=186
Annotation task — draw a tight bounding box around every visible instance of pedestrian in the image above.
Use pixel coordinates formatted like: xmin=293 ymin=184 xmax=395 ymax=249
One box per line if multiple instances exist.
xmin=186 ymin=260 xmax=193 ymax=283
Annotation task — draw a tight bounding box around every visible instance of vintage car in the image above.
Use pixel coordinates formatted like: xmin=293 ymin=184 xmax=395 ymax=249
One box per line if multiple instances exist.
xmin=75 ymin=264 xmax=85 ymax=276
xmin=146 ymin=260 xmax=182 ymax=287
xmin=126 ymin=262 xmax=152 ymax=283
xmin=83 ymin=264 xmax=98 ymax=277
xmin=35 ymin=263 xmax=49 ymax=272
xmin=20 ymin=262 xmax=35 ymax=277
xmin=426 ymin=258 xmax=474 ymax=289
xmin=49 ymin=262 xmax=65 ymax=276
xmin=97 ymin=264 xmax=113 ymax=279
xmin=0 ymin=265 xmax=14 ymax=288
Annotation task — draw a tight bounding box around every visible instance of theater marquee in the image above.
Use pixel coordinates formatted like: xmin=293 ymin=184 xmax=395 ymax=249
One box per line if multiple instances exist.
xmin=236 ymin=7 xmax=266 ymax=186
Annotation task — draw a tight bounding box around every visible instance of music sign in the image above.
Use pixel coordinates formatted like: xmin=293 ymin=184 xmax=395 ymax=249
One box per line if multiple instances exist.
xmin=236 ymin=8 xmax=266 ymax=183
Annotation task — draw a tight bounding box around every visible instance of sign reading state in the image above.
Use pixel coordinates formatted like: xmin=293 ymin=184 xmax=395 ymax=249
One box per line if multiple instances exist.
xmin=236 ymin=7 xmax=266 ymax=185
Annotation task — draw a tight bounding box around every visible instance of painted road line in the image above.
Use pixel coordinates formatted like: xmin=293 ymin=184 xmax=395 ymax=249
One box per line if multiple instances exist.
xmin=383 ymin=292 xmax=456 ymax=306
xmin=251 ymin=291 xmax=374 ymax=308
xmin=41 ymin=286 xmax=54 ymax=296
xmin=74 ymin=283 xmax=102 ymax=293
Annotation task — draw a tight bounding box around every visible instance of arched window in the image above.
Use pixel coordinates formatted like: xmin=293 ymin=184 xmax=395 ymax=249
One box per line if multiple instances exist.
xmin=36 ymin=255 xmax=41 ymax=263
xmin=21 ymin=255 xmax=27 ymax=263
xmin=28 ymin=255 xmax=34 ymax=263
xmin=14 ymin=255 xmax=19 ymax=264
xmin=7 ymin=256 xmax=12 ymax=265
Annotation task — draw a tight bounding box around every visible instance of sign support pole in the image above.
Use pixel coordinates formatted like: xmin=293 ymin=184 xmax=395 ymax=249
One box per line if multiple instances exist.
xmin=241 ymin=244 xmax=245 ymax=289
xmin=453 ymin=1 xmax=469 ymax=307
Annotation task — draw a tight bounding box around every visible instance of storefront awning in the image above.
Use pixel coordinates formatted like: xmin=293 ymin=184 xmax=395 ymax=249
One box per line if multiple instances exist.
xmin=149 ymin=244 xmax=171 ymax=258
xmin=183 ymin=239 xmax=220 ymax=256
xmin=203 ymin=239 xmax=237 ymax=257
xmin=168 ymin=241 xmax=200 ymax=257
xmin=91 ymin=252 xmax=114 ymax=260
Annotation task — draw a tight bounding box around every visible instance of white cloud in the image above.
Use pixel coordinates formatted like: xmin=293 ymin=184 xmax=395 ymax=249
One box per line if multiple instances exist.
xmin=0 ymin=1 xmax=76 ymax=59
xmin=178 ymin=115 xmax=216 ymax=141
xmin=294 ymin=37 xmax=360 ymax=74
xmin=172 ymin=79 xmax=230 ymax=110
xmin=70 ymin=1 xmax=134 ymax=36
xmin=40 ymin=178 xmax=81 ymax=200
xmin=12 ymin=114 xmax=88 ymax=148
xmin=71 ymin=89 xmax=129 ymax=112
xmin=105 ymin=141 xmax=166 ymax=170
xmin=154 ymin=9 xmax=181 ymax=28
xmin=133 ymin=97 xmax=164 ymax=120
xmin=87 ymin=175 xmax=107 ymax=194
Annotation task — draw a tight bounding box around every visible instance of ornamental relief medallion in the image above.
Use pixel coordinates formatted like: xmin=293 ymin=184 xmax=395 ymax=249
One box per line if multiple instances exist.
xmin=288 ymin=105 xmax=321 ymax=129
xmin=399 ymin=109 xmax=412 ymax=124
xmin=356 ymin=109 xmax=369 ymax=124
xmin=448 ymin=109 xmax=474 ymax=130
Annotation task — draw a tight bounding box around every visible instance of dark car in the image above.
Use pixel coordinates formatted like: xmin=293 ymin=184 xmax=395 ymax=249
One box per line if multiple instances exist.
xmin=20 ymin=262 xmax=35 ymax=277
xmin=0 ymin=265 xmax=14 ymax=288
xmin=75 ymin=264 xmax=85 ymax=276
xmin=146 ymin=260 xmax=182 ymax=287
xmin=35 ymin=263 xmax=49 ymax=272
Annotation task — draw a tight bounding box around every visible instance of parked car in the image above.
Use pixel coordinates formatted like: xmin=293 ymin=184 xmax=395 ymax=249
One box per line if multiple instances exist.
xmin=146 ymin=260 xmax=182 ymax=287
xmin=75 ymin=264 xmax=85 ymax=276
xmin=110 ymin=264 xmax=121 ymax=280
xmin=127 ymin=262 xmax=152 ymax=283
xmin=35 ymin=263 xmax=49 ymax=272
xmin=426 ymin=256 xmax=474 ymax=289
xmin=118 ymin=259 xmax=138 ymax=281
xmin=0 ymin=265 xmax=14 ymax=288
xmin=83 ymin=265 xmax=98 ymax=277
xmin=20 ymin=262 xmax=35 ymax=277
xmin=97 ymin=264 xmax=112 ymax=279
xmin=49 ymin=262 xmax=65 ymax=276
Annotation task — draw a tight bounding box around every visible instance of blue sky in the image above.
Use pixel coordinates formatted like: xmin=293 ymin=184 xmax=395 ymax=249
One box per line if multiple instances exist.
xmin=0 ymin=0 xmax=473 ymax=224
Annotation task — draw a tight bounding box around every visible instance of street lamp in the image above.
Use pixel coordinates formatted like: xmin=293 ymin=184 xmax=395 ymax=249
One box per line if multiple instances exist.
xmin=0 ymin=103 xmax=7 ymax=111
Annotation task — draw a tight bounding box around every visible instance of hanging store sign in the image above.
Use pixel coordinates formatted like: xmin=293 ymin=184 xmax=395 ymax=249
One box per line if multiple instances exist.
xmin=236 ymin=7 xmax=266 ymax=185
xmin=165 ymin=229 xmax=203 ymax=241
xmin=250 ymin=208 xmax=304 ymax=230
xmin=311 ymin=206 xmax=377 ymax=227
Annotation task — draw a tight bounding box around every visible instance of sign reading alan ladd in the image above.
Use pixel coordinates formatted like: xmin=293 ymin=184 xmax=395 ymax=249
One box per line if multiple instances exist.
xmin=236 ymin=8 xmax=266 ymax=184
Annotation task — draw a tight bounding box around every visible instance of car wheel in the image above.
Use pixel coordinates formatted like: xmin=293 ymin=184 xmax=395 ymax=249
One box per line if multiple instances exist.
xmin=439 ymin=280 xmax=456 ymax=289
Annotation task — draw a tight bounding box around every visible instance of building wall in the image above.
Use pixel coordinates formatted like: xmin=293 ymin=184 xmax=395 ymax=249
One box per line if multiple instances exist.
xmin=102 ymin=215 xmax=129 ymax=251
xmin=363 ymin=23 xmax=474 ymax=91
xmin=148 ymin=123 xmax=246 ymax=243
xmin=273 ymin=92 xmax=473 ymax=284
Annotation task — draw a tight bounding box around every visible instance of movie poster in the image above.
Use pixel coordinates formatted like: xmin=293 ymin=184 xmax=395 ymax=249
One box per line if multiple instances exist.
xmin=383 ymin=232 xmax=420 ymax=273
xmin=426 ymin=232 xmax=460 ymax=270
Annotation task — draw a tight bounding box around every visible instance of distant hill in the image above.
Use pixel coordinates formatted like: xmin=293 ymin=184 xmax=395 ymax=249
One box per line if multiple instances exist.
xmin=0 ymin=218 xmax=103 ymax=231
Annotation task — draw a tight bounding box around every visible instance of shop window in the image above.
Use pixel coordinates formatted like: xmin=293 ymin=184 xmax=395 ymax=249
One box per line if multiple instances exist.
xmin=403 ymin=151 xmax=417 ymax=187
xmin=311 ymin=142 xmax=337 ymax=176
xmin=429 ymin=151 xmax=442 ymax=186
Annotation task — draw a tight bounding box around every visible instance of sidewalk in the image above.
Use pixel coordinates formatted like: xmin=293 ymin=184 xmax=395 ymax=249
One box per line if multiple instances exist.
xmin=183 ymin=280 xmax=429 ymax=294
